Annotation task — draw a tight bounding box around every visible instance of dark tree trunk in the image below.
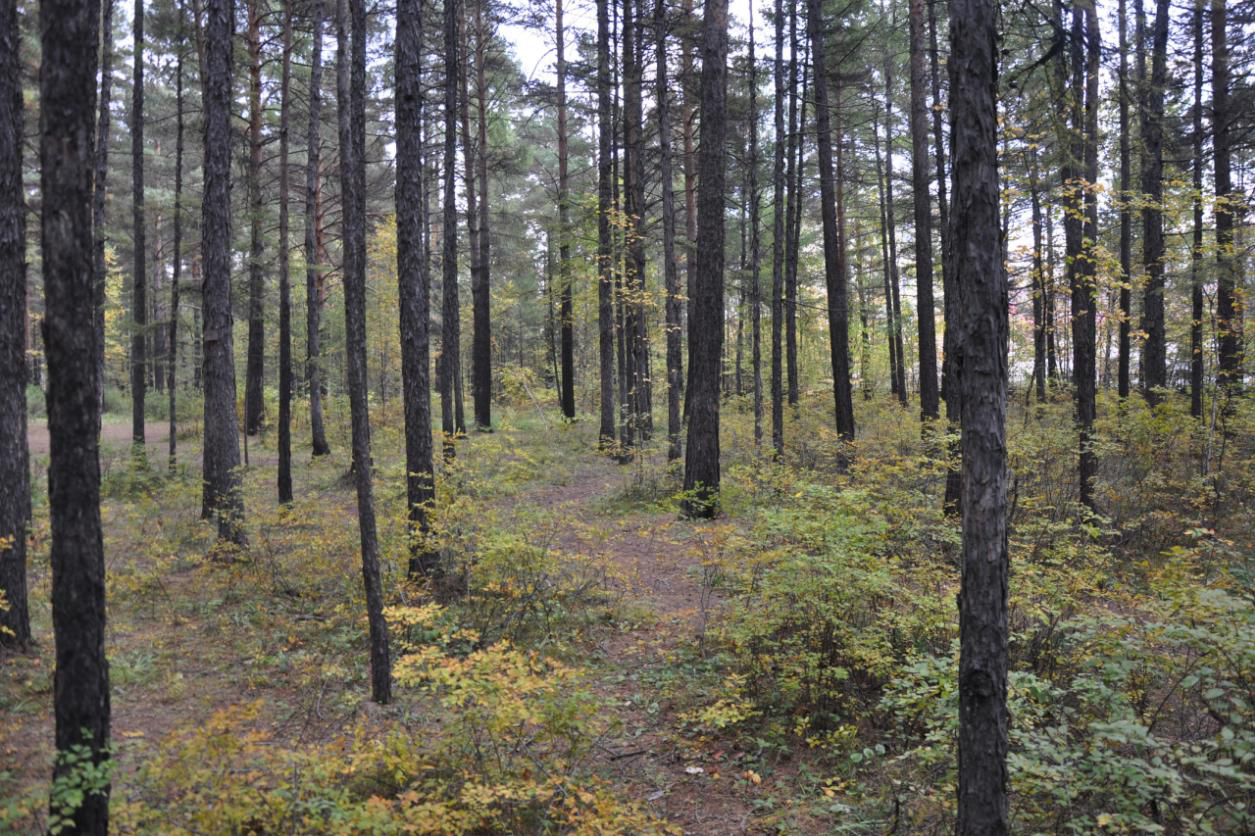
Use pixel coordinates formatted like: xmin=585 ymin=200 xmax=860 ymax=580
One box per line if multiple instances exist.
xmin=785 ymin=22 xmax=807 ymax=406
xmin=277 ymin=0 xmax=294 ymax=502
xmin=441 ymin=0 xmax=463 ymax=455
xmin=623 ymin=0 xmax=650 ymax=443
xmin=131 ymin=0 xmax=147 ymax=446
xmin=748 ymin=2 xmax=762 ymax=447
xmin=1140 ymin=0 xmax=1168 ymax=402
xmin=949 ymin=0 xmax=1009 ymax=828
xmin=0 ymin=0 xmax=30 ymax=650
xmin=557 ymin=0 xmax=575 ymax=420
xmin=909 ymin=0 xmax=940 ymax=423
xmin=1213 ymin=0 xmax=1241 ymax=394
xmin=93 ymin=0 xmax=115 ymax=423
xmin=1189 ymin=0 xmax=1204 ymax=418
xmin=1117 ymin=0 xmax=1132 ymax=400
xmin=873 ymin=104 xmax=900 ymax=400
xmin=244 ymin=0 xmax=265 ymax=436
xmin=201 ymin=0 xmax=246 ymax=543
xmin=169 ymin=3 xmax=186 ymax=470
xmin=471 ymin=0 xmax=493 ymax=431
xmin=809 ymin=0 xmax=856 ymax=441
xmin=681 ymin=0 xmax=729 ymax=519
xmin=770 ymin=0 xmax=785 ymax=455
xmin=338 ymin=0 xmax=391 ymax=703
xmin=881 ymin=48 xmax=907 ymax=405
xmin=655 ymin=0 xmax=682 ymax=459
xmin=305 ymin=1 xmax=330 ymax=456
xmin=597 ymin=0 xmax=617 ymax=448
xmin=1028 ymin=149 xmax=1047 ymax=403
xmin=933 ymin=0 xmax=961 ymax=513
xmin=39 ymin=0 xmax=112 ymax=828
xmin=457 ymin=3 xmax=484 ymax=429
xmin=397 ymin=0 xmax=438 ymax=580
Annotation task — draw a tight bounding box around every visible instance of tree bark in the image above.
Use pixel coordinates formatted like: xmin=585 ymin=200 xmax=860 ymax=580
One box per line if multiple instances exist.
xmin=93 ymin=0 xmax=115 ymax=424
xmin=244 ymin=0 xmax=265 ymax=435
xmin=556 ymin=0 xmax=576 ymax=420
xmin=809 ymin=0 xmax=856 ymax=441
xmin=597 ymin=0 xmax=617 ymax=448
xmin=681 ymin=0 xmax=729 ymax=518
xmin=1028 ymin=148 xmax=1047 ymax=403
xmin=305 ymin=0 xmax=330 ymax=456
xmin=1117 ymin=0 xmax=1132 ymax=401
xmin=0 ymin=0 xmax=30 ymax=650
xmin=131 ymin=0 xmax=147 ymax=446
xmin=169 ymin=2 xmax=186 ymax=470
xmin=39 ymin=0 xmax=112 ymax=828
xmin=1189 ymin=0 xmax=1204 ymax=418
xmin=471 ymin=0 xmax=493 ymax=431
xmin=770 ymin=0 xmax=785 ymax=455
xmin=201 ymin=0 xmax=246 ymax=543
xmin=441 ymin=0 xmax=464 ymax=455
xmin=275 ymin=0 xmax=294 ymax=501
xmin=949 ymin=0 xmax=1009 ymax=827
xmin=881 ymin=44 xmax=907 ymax=405
xmin=1213 ymin=0 xmax=1241 ymax=394
xmin=656 ymin=0 xmax=682 ymax=459
xmin=397 ymin=0 xmax=438 ymax=580
xmin=784 ymin=18 xmax=807 ymax=406
xmin=623 ymin=0 xmax=651 ymax=443
xmin=338 ymin=0 xmax=391 ymax=703
xmin=909 ymin=0 xmax=940 ymax=423
xmin=1139 ymin=0 xmax=1169 ymax=402
xmin=748 ymin=1 xmax=762 ymax=447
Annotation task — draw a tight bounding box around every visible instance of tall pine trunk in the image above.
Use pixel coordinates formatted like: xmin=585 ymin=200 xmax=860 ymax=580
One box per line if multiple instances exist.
xmin=655 ymin=0 xmax=682 ymax=459
xmin=808 ymin=0 xmax=856 ymax=442
xmin=244 ymin=0 xmax=265 ymax=435
xmin=949 ymin=0 xmax=1010 ymax=825
xmin=305 ymin=2 xmax=330 ymax=456
xmin=682 ymin=0 xmax=729 ymax=518
xmin=471 ymin=0 xmax=493 ymax=431
xmin=201 ymin=0 xmax=246 ymax=543
xmin=557 ymin=0 xmax=576 ymax=420
xmin=1117 ymin=0 xmax=1132 ymax=400
xmin=93 ymin=0 xmax=115 ymax=424
xmin=441 ymin=0 xmax=464 ymax=455
xmin=169 ymin=3 xmax=186 ymax=470
xmin=748 ymin=2 xmax=763 ymax=447
xmin=770 ymin=0 xmax=785 ymax=455
xmin=1140 ymin=0 xmax=1169 ymax=402
xmin=1189 ymin=0 xmax=1204 ymax=418
xmin=0 ymin=0 xmax=30 ymax=649
xmin=131 ymin=0 xmax=147 ymax=446
xmin=277 ymin=0 xmax=294 ymax=501
xmin=909 ymin=0 xmax=939 ymax=423
xmin=597 ymin=0 xmax=617 ymax=448
xmin=1213 ymin=0 xmax=1241 ymax=394
xmin=40 ymin=0 xmax=113 ymax=828
xmin=338 ymin=0 xmax=391 ymax=703
xmin=397 ymin=0 xmax=438 ymax=580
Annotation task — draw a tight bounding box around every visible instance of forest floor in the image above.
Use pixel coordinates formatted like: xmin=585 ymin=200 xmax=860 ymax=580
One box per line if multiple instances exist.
xmin=2 ymin=406 xmax=792 ymax=833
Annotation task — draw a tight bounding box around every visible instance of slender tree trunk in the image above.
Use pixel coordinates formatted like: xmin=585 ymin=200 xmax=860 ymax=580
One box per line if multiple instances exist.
xmin=397 ymin=0 xmax=438 ymax=580
xmin=909 ymin=0 xmax=940 ymax=423
xmin=749 ymin=1 xmax=763 ymax=447
xmin=682 ymin=0 xmax=729 ymax=518
xmin=169 ymin=3 xmax=185 ymax=470
xmin=1190 ymin=0 xmax=1204 ymax=418
xmin=933 ymin=0 xmax=961 ymax=513
xmin=784 ymin=21 xmax=807 ymax=405
xmin=244 ymin=0 xmax=265 ymax=435
xmin=770 ymin=0 xmax=785 ymax=454
xmin=305 ymin=2 xmax=330 ymax=456
xmin=556 ymin=0 xmax=575 ymax=420
xmin=457 ymin=0 xmax=483 ymax=427
xmin=93 ymin=0 xmax=115 ymax=424
xmin=874 ymin=104 xmax=900 ymax=399
xmin=0 ymin=0 xmax=30 ymax=649
xmin=1028 ymin=149 xmax=1047 ymax=403
xmin=131 ymin=0 xmax=147 ymax=446
xmin=623 ymin=0 xmax=650 ymax=443
xmin=201 ymin=0 xmax=246 ymax=543
xmin=808 ymin=0 xmax=855 ymax=441
xmin=1117 ymin=0 xmax=1132 ymax=400
xmin=472 ymin=0 xmax=493 ymax=431
xmin=950 ymin=0 xmax=1009 ymax=826
xmin=656 ymin=0 xmax=682 ymax=459
xmin=39 ymin=0 xmax=112 ymax=828
xmin=441 ymin=0 xmax=463 ymax=455
xmin=1140 ymin=0 xmax=1169 ymax=402
xmin=276 ymin=0 xmax=294 ymax=501
xmin=597 ymin=0 xmax=617 ymax=448
xmin=339 ymin=0 xmax=391 ymax=703
xmin=882 ymin=45 xmax=907 ymax=405
xmin=1213 ymin=0 xmax=1241 ymax=394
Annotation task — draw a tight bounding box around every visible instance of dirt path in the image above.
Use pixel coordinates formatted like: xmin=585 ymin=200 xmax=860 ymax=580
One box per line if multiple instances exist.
xmin=523 ymin=457 xmax=759 ymax=833
xmin=27 ymin=419 xmax=170 ymax=456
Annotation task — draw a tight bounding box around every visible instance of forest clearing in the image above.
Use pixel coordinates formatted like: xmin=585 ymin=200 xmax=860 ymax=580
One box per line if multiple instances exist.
xmin=1 ymin=0 xmax=1253 ymax=831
